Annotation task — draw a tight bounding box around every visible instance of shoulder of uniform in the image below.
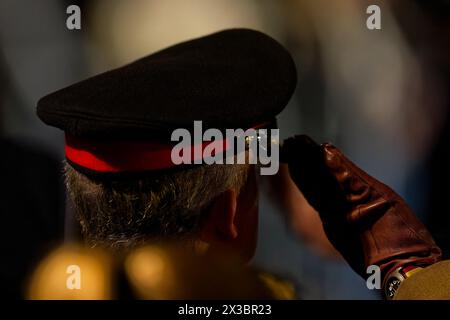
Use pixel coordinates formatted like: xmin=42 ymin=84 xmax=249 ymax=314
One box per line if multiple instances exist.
xmin=394 ymin=260 xmax=450 ymax=300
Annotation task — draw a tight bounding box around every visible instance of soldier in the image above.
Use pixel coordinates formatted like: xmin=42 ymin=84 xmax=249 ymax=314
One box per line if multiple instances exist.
xmin=36 ymin=29 xmax=449 ymax=299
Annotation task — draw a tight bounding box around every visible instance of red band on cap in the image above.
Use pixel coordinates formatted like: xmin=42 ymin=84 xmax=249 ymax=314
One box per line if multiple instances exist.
xmin=65 ymin=123 xmax=270 ymax=173
xmin=65 ymin=134 xmax=231 ymax=173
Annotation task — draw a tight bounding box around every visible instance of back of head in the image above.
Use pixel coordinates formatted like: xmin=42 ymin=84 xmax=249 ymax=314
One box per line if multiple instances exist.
xmin=65 ymin=162 xmax=250 ymax=249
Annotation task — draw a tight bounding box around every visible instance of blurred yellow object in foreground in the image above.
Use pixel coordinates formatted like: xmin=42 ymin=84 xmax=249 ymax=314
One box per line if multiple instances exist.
xmin=27 ymin=245 xmax=113 ymax=300
xmin=27 ymin=243 xmax=295 ymax=300
xmin=124 ymin=245 xmax=279 ymax=299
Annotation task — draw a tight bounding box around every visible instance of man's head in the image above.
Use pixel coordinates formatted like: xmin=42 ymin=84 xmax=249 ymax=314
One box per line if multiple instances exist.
xmin=65 ymin=162 xmax=259 ymax=261
xmin=37 ymin=29 xmax=297 ymax=262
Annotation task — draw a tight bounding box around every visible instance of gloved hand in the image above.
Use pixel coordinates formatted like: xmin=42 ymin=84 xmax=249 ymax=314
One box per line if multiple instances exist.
xmin=281 ymin=135 xmax=442 ymax=292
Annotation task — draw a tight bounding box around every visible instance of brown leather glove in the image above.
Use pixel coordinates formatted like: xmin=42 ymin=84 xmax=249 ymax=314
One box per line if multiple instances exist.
xmin=281 ymin=135 xmax=442 ymax=290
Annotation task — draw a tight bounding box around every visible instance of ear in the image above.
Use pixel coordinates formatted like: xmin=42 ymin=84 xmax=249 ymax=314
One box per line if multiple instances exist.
xmin=200 ymin=189 xmax=239 ymax=242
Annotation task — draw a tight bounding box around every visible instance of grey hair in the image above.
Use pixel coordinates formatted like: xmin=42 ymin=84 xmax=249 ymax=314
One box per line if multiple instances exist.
xmin=64 ymin=162 xmax=251 ymax=250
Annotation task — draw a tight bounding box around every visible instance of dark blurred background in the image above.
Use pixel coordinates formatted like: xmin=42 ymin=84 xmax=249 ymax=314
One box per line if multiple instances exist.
xmin=0 ymin=0 xmax=449 ymax=299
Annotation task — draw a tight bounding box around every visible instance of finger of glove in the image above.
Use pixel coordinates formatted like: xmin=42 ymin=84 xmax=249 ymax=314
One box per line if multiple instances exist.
xmin=282 ymin=135 xmax=347 ymax=214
